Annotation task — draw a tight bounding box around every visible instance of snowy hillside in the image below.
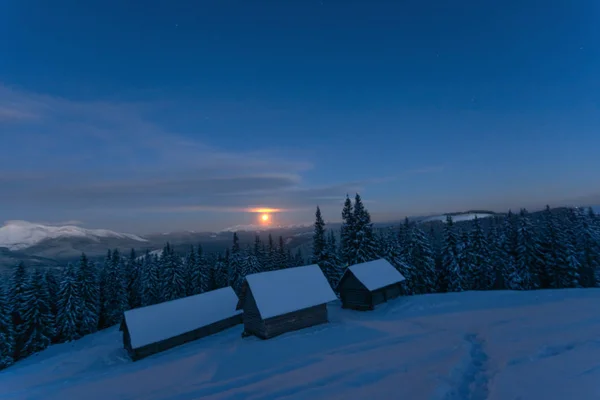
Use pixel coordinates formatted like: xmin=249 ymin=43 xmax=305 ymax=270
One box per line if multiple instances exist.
xmin=2 ymin=289 xmax=600 ymax=400
xmin=0 ymin=220 xmax=147 ymax=251
xmin=419 ymin=212 xmax=496 ymax=223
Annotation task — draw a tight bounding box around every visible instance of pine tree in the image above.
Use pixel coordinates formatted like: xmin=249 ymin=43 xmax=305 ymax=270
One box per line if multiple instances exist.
xmin=539 ymin=206 xmax=569 ymax=288
xmin=77 ymin=253 xmax=100 ymax=336
xmin=487 ymin=224 xmax=506 ymax=290
xmin=514 ymin=209 xmax=542 ymax=290
xmin=441 ymin=216 xmax=463 ymax=292
xmin=272 ymin=236 xmax=287 ymax=270
xmin=406 ymin=225 xmax=437 ymax=294
xmin=43 ymin=268 xmax=60 ymax=342
xmin=125 ymin=249 xmax=142 ymax=310
xmin=573 ymin=207 xmax=600 ymax=287
xmin=20 ymin=268 xmax=54 ymax=356
xmin=10 ymin=262 xmax=29 ymax=360
xmin=312 ymin=206 xmax=327 ymax=264
xmin=141 ymin=253 xmax=162 ymax=306
xmin=0 ymin=283 xmax=15 ymax=369
xmin=469 ymin=216 xmax=494 ymax=290
xmin=98 ymin=250 xmax=111 ymax=329
xmin=380 ymin=227 xmax=415 ymax=294
xmin=185 ymin=246 xmax=199 ymax=295
xmin=350 ymin=193 xmax=379 ymax=265
xmin=100 ymin=249 xmax=127 ymax=327
xmin=161 ymin=243 xmax=186 ymax=301
xmin=320 ymin=230 xmax=342 ymax=290
xmin=456 ymin=229 xmax=474 ymax=290
xmin=265 ymin=233 xmax=276 ymax=271
xmin=213 ymin=254 xmax=229 ymax=289
xmin=502 ymin=211 xmax=520 ymax=289
xmin=56 ymin=263 xmax=82 ymax=342
xmin=340 ymin=195 xmax=355 ymax=264
xmin=243 ymin=250 xmax=262 ymax=277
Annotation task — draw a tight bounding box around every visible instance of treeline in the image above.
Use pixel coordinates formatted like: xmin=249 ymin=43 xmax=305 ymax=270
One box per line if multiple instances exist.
xmin=0 ymin=234 xmax=304 ymax=369
xmin=1 ymin=195 xmax=599 ymax=370
xmin=311 ymin=195 xmax=600 ymax=295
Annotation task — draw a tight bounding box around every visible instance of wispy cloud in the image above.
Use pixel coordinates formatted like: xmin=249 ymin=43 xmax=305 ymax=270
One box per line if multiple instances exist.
xmin=0 ymin=106 xmax=38 ymax=121
xmin=0 ymin=84 xmax=449 ymax=230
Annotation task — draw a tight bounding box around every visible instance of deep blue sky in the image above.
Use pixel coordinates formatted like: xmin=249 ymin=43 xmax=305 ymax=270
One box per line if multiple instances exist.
xmin=1 ymin=0 xmax=599 ymax=233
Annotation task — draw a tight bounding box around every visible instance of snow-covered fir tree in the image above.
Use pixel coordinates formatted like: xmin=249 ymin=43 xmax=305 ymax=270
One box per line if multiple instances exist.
xmin=539 ymin=206 xmax=571 ymax=288
xmin=213 ymin=254 xmax=229 ymax=289
xmin=56 ymin=263 xmax=82 ymax=342
xmin=340 ymin=195 xmax=355 ymax=265
xmin=141 ymin=253 xmax=162 ymax=306
xmin=487 ymin=223 xmax=507 ymax=290
xmin=228 ymin=234 xmax=245 ymax=293
xmin=194 ymin=245 xmax=213 ymax=294
xmin=272 ymin=236 xmax=287 ymax=270
xmin=265 ymin=233 xmax=276 ymax=271
xmin=572 ymin=207 xmax=600 ymax=287
xmin=185 ymin=246 xmax=198 ymax=296
xmin=125 ymin=249 xmax=142 ymax=310
xmin=43 ymin=267 xmax=59 ymax=342
xmin=161 ymin=243 xmax=187 ymax=301
xmin=0 ymin=283 xmax=15 ymax=369
xmin=469 ymin=216 xmax=494 ymax=290
xmin=243 ymin=248 xmax=263 ymax=277
xmin=513 ymin=209 xmax=542 ymax=290
xmin=77 ymin=253 xmax=100 ymax=336
xmin=322 ymin=230 xmax=343 ymax=290
xmin=379 ymin=227 xmax=415 ymax=294
xmin=456 ymin=229 xmax=474 ymax=290
xmin=311 ymin=206 xmax=327 ymax=265
xmin=405 ymin=225 xmax=437 ymax=294
xmin=20 ymin=268 xmax=55 ymax=357
xmin=100 ymin=249 xmax=127 ymax=327
xmin=350 ymin=193 xmax=379 ymax=265
xmin=10 ymin=262 xmax=29 ymax=360
xmin=501 ymin=211 xmax=520 ymax=289
xmin=441 ymin=216 xmax=463 ymax=292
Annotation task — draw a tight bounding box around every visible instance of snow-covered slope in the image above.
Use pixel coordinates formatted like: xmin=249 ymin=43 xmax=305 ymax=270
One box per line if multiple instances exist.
xmin=2 ymin=289 xmax=600 ymax=400
xmin=0 ymin=220 xmax=147 ymax=251
xmin=420 ymin=212 xmax=496 ymax=223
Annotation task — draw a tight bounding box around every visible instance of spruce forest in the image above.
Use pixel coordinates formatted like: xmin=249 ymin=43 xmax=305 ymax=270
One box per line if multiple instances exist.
xmin=1 ymin=194 xmax=599 ymax=370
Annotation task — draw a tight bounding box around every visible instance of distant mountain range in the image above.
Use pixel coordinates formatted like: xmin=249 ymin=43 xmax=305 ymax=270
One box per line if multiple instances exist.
xmin=3 ymin=207 xmax=595 ymax=270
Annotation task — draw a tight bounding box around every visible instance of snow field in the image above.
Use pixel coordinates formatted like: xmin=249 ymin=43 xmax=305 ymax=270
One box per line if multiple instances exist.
xmin=1 ymin=288 xmax=599 ymax=400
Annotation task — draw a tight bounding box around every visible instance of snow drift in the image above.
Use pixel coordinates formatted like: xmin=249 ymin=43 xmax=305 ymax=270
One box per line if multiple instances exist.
xmin=1 ymin=288 xmax=600 ymax=399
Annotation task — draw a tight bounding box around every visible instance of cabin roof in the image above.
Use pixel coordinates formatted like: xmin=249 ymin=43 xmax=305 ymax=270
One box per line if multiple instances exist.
xmin=243 ymin=264 xmax=337 ymax=320
xmin=342 ymin=258 xmax=406 ymax=291
xmin=123 ymin=286 xmax=241 ymax=349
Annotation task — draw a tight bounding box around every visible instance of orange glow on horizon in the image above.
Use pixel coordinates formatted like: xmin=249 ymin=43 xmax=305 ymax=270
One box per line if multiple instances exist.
xmin=261 ymin=213 xmax=270 ymax=222
xmin=248 ymin=207 xmax=281 ymax=213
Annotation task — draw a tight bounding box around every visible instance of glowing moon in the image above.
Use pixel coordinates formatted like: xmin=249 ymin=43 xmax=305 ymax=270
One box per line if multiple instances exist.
xmin=261 ymin=214 xmax=270 ymax=222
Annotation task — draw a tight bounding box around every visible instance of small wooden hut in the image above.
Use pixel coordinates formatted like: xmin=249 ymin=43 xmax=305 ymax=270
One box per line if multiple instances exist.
xmin=337 ymin=258 xmax=406 ymax=311
xmin=121 ymin=286 xmax=242 ymax=361
xmin=236 ymin=264 xmax=337 ymax=339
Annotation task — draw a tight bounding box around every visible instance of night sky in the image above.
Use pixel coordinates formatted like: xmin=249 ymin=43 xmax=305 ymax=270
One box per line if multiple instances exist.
xmin=1 ymin=0 xmax=599 ymax=232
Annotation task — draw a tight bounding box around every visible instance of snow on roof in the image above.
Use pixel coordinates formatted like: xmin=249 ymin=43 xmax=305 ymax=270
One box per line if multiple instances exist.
xmin=245 ymin=264 xmax=337 ymax=320
xmin=124 ymin=287 xmax=242 ymax=349
xmin=345 ymin=259 xmax=406 ymax=291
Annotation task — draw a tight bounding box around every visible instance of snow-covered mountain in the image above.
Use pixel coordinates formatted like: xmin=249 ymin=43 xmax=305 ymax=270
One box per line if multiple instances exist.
xmin=0 ymin=220 xmax=147 ymax=251
xmin=2 ymin=288 xmax=599 ymax=399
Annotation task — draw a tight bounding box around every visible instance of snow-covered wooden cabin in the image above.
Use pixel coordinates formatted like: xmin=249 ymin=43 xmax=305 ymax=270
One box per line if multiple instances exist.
xmin=121 ymin=286 xmax=243 ymax=361
xmin=337 ymin=258 xmax=406 ymax=311
xmin=236 ymin=264 xmax=337 ymax=339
